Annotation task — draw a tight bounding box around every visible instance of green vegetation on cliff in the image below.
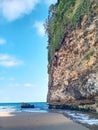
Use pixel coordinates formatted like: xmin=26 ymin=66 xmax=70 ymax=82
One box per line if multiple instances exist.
xmin=46 ymin=0 xmax=91 ymax=62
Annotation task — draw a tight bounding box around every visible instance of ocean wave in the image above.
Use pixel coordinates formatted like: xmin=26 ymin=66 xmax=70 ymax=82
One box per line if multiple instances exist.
xmin=0 ymin=102 xmax=48 ymax=113
xmin=64 ymin=110 xmax=98 ymax=125
xmin=0 ymin=107 xmax=18 ymax=112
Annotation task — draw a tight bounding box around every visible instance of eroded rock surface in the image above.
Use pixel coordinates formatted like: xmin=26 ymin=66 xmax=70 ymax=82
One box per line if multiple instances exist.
xmin=47 ymin=11 xmax=98 ymax=111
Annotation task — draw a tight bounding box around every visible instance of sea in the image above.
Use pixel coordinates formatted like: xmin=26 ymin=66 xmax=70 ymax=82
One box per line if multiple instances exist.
xmin=0 ymin=102 xmax=98 ymax=129
xmin=0 ymin=102 xmax=48 ymax=113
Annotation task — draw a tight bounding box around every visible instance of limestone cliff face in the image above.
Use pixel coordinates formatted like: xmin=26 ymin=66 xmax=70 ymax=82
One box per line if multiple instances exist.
xmin=47 ymin=1 xmax=98 ymax=112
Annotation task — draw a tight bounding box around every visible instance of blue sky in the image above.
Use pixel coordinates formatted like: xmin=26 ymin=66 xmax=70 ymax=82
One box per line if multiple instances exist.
xmin=0 ymin=0 xmax=57 ymax=102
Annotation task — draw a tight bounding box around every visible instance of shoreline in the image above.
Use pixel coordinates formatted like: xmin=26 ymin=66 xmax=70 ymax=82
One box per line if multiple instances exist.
xmin=62 ymin=110 xmax=98 ymax=130
xmin=0 ymin=111 xmax=90 ymax=130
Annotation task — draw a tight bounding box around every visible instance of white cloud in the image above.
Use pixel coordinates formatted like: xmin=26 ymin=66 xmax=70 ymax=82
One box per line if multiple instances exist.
xmin=9 ymin=83 xmax=21 ymax=87
xmin=0 ymin=38 xmax=6 ymax=45
xmin=44 ymin=0 xmax=57 ymax=5
xmin=0 ymin=0 xmax=40 ymax=21
xmin=0 ymin=54 xmax=23 ymax=67
xmin=24 ymin=83 xmax=34 ymax=87
xmin=34 ymin=21 xmax=45 ymax=37
xmin=9 ymin=83 xmax=34 ymax=87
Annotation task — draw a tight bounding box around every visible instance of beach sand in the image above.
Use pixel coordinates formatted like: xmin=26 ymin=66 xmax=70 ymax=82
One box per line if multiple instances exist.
xmin=0 ymin=112 xmax=90 ymax=130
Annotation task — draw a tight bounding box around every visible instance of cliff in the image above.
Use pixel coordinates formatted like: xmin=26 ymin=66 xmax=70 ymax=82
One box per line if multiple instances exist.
xmin=47 ymin=0 xmax=98 ymax=112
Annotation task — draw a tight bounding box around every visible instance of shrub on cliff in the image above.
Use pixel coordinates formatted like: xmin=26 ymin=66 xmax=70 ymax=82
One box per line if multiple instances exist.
xmin=45 ymin=0 xmax=91 ymax=62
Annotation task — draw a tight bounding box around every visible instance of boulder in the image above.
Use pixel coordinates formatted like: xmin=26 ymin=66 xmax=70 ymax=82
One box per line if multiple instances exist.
xmin=21 ymin=103 xmax=35 ymax=108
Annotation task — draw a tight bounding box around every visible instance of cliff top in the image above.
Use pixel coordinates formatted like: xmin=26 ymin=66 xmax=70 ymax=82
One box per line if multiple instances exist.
xmin=45 ymin=0 xmax=98 ymax=62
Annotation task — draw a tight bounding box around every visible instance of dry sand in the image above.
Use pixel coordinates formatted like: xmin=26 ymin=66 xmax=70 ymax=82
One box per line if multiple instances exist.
xmin=0 ymin=112 xmax=90 ymax=130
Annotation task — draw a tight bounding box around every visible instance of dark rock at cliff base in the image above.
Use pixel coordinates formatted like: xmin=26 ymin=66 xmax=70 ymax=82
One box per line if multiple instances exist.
xmin=21 ymin=103 xmax=35 ymax=108
xmin=48 ymin=104 xmax=94 ymax=112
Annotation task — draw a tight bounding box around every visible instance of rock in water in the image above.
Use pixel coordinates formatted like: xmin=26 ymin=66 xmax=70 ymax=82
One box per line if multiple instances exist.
xmin=21 ymin=103 xmax=35 ymax=108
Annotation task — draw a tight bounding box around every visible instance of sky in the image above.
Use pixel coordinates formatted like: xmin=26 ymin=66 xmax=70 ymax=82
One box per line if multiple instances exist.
xmin=0 ymin=0 xmax=57 ymax=103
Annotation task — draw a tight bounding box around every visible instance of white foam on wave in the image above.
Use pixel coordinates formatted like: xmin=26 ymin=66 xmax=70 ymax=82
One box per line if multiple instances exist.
xmin=21 ymin=108 xmax=48 ymax=113
xmin=64 ymin=110 xmax=98 ymax=125
xmin=0 ymin=107 xmax=20 ymax=113
xmin=0 ymin=108 xmax=15 ymax=112
xmin=0 ymin=105 xmax=48 ymax=113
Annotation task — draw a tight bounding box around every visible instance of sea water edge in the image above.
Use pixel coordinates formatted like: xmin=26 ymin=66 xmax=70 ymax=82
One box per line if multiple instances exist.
xmin=0 ymin=102 xmax=98 ymax=129
xmin=0 ymin=102 xmax=48 ymax=113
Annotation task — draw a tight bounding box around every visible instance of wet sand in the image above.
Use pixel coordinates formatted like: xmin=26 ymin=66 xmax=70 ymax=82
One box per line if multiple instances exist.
xmin=0 ymin=112 xmax=90 ymax=130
